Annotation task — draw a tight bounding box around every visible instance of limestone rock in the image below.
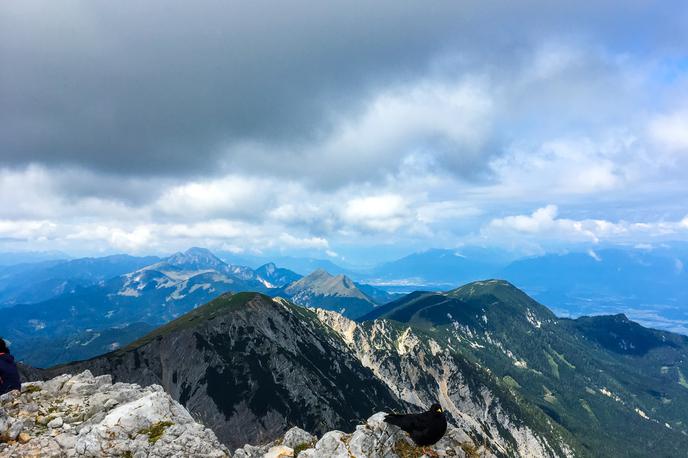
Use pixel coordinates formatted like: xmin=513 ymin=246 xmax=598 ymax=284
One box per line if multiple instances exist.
xmin=264 ymin=445 xmax=294 ymax=457
xmin=0 ymin=370 xmax=229 ymax=457
xmin=47 ymin=417 xmax=63 ymax=429
xmin=281 ymin=427 xmax=315 ymax=450
xmin=239 ymin=412 xmax=494 ymax=458
xmin=233 ymin=426 xmax=314 ymax=458
xmin=17 ymin=432 xmax=31 ymax=444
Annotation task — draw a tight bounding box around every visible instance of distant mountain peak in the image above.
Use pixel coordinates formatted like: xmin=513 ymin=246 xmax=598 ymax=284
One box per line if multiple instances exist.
xmin=254 ymin=263 xmax=301 ymax=288
xmin=286 ymin=269 xmax=367 ymax=300
xmin=361 ymin=279 xmax=555 ymax=326
xmin=185 ymin=246 xmax=217 ymax=256
xmin=261 ymin=262 xmax=277 ymax=273
xmin=153 ymin=247 xmax=228 ymax=272
xmin=280 ymin=269 xmax=388 ymax=318
xmin=446 ymin=278 xmax=517 ymax=296
xmin=174 ymin=247 xmax=224 ymax=263
xmin=309 ymin=268 xmax=334 ymax=278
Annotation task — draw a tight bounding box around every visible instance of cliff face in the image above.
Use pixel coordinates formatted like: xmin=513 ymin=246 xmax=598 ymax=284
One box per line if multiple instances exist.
xmin=0 ymin=370 xmax=228 ymax=457
xmin=314 ymin=309 xmax=569 ymax=458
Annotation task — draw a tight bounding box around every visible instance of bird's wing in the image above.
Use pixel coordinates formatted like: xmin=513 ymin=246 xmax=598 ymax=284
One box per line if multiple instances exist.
xmin=386 ymin=412 xmax=429 ymax=434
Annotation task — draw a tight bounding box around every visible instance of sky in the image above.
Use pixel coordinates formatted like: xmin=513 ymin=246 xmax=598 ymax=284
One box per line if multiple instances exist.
xmin=1 ymin=1 xmax=688 ymax=264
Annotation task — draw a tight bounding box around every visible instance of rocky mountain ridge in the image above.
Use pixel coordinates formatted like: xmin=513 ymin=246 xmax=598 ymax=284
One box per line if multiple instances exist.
xmin=359 ymin=280 xmax=688 ymax=456
xmin=30 ymin=291 xmax=573 ymax=456
xmin=39 ymin=293 xmax=408 ymax=449
xmin=13 ymin=280 xmax=688 ymax=456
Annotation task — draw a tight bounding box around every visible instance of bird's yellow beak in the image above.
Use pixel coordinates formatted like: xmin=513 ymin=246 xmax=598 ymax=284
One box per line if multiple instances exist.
xmin=436 ymin=408 xmax=442 ymax=413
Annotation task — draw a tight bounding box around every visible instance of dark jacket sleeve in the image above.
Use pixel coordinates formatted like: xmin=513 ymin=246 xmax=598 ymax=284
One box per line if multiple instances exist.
xmin=0 ymin=355 xmax=21 ymax=394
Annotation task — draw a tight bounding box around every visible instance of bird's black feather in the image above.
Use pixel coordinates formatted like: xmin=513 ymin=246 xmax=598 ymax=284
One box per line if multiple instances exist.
xmin=384 ymin=403 xmax=447 ymax=447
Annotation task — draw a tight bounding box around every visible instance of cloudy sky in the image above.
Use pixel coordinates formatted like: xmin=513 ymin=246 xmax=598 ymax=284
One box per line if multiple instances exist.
xmin=1 ymin=1 xmax=687 ymax=264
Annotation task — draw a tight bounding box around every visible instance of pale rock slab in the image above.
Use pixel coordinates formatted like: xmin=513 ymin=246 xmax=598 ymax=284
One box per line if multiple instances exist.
xmin=0 ymin=371 xmax=229 ymax=457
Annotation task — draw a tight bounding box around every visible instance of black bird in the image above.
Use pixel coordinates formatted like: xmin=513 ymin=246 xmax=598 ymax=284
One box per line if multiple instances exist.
xmin=384 ymin=403 xmax=447 ymax=454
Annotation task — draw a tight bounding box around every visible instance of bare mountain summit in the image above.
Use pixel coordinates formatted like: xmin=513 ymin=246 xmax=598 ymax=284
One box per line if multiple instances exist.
xmin=282 ymin=269 xmax=382 ymax=318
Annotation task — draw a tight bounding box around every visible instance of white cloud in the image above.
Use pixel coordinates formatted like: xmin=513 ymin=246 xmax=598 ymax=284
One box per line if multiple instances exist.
xmin=342 ymin=194 xmax=411 ymax=232
xmin=416 ymin=201 xmax=482 ymax=224
xmin=648 ymin=110 xmax=688 ymax=154
xmin=162 ymin=221 xmax=246 ymax=239
xmin=108 ymin=227 xmax=154 ymax=252
xmin=0 ymin=166 xmax=63 ymax=219
xmin=488 ymin=135 xmax=629 ymax=199
xmin=482 ymin=205 xmax=688 ymax=248
xmin=338 ymin=77 xmax=493 ymax=165
xmin=224 ymin=76 xmax=494 ymax=186
xmin=66 ymin=224 xmax=154 ymax=252
xmin=0 ymin=219 xmax=57 ymax=241
xmin=493 ymin=205 xmax=558 ymax=233
xmin=277 ymin=233 xmax=330 ymax=250
xmin=155 ymin=176 xmax=275 ymax=218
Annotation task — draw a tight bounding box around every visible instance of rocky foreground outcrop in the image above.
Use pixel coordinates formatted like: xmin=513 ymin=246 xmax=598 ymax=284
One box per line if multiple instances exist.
xmin=234 ymin=412 xmax=493 ymax=458
xmin=0 ymin=371 xmax=229 ymax=457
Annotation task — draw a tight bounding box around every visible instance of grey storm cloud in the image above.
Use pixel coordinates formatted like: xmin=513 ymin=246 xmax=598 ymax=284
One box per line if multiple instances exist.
xmin=1 ymin=0 xmax=686 ymax=181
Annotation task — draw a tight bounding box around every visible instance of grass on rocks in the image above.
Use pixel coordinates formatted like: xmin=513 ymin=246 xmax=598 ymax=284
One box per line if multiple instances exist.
xmin=22 ymin=385 xmax=42 ymax=394
xmin=293 ymin=439 xmax=317 ymax=456
xmin=137 ymin=421 xmax=174 ymax=445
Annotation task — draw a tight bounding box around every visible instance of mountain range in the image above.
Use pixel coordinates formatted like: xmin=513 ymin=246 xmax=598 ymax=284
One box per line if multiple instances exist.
xmin=1 ymin=248 xmax=392 ymax=366
xmin=280 ymin=245 xmax=688 ymax=335
xmin=4 ymin=244 xmax=687 ymax=334
xmin=0 ymin=254 xmax=160 ymax=306
xmin=29 ymin=281 xmax=688 ymax=457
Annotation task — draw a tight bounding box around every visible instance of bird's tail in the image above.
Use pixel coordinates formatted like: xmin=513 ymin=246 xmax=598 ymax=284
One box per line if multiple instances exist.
xmin=383 ymin=413 xmax=404 ymax=427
